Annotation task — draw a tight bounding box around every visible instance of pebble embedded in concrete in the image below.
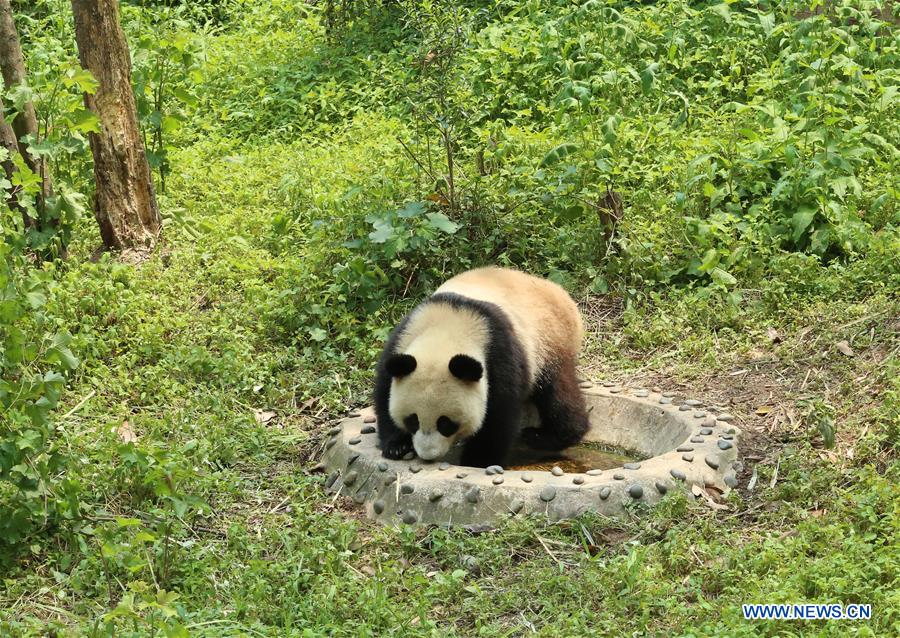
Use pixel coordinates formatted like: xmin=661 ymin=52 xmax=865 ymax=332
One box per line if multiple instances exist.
xmin=540 ymin=486 xmax=557 ymax=502
xmin=599 ymin=487 xmax=611 ymax=500
xmin=628 ymin=485 xmax=644 ymax=499
xmin=551 ymin=466 xmax=564 ymax=476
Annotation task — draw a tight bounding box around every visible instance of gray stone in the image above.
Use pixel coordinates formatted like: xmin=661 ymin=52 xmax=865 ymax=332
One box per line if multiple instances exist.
xmin=377 ymin=461 xmax=388 ymax=472
xmin=325 ymin=437 xmax=337 ymax=449
xmin=722 ymin=434 xmax=734 ymax=440
xmin=670 ymin=469 xmax=686 ymax=481
xmin=602 ymin=381 xmax=615 ymax=387
xmin=400 ymin=483 xmax=414 ymax=495
xmin=599 ymin=487 xmax=611 ymax=500
xmin=694 ymin=411 xmax=707 ymax=418
xmin=383 ymin=472 xmax=397 ymax=485
xmin=634 ymin=389 xmax=649 ymax=397
xmin=402 ymin=451 xmax=415 ymax=460
xmin=717 ymin=413 xmax=734 ymax=422
xmin=573 ymin=476 xmax=585 ymax=485
xmin=679 ymin=404 xmax=692 ymax=411
xmin=325 ymin=471 xmax=339 ymax=488
xmin=409 ymin=464 xmax=422 ymax=473
xmin=662 ymin=392 xmax=674 ymax=398
xmin=521 ymin=474 xmax=533 ymax=483
xmin=685 ymin=399 xmax=702 ymax=407
xmin=551 ymin=466 xmax=564 ymax=476
xmin=360 ymin=425 xmax=376 ymax=434
xmin=623 ymin=462 xmax=642 ymax=470
xmin=655 ymin=482 xmax=668 ymax=495
xmin=486 ymin=465 xmax=504 ymax=475
xmin=348 ymin=412 xmax=361 ymax=418
xmin=466 ymin=487 xmax=481 ymax=504
xmin=579 ymin=381 xmax=594 ymax=389
xmin=702 ymin=417 xmax=718 ymax=428
xmin=682 ymin=453 xmax=694 ymax=462
xmin=456 ymin=472 xmax=468 ymax=479
xmin=492 ymin=476 xmax=504 ymax=485
xmin=700 ymin=428 xmax=713 ymax=436
xmin=509 ymin=498 xmax=525 ymax=514
xmin=540 ymin=486 xmax=557 ymax=502
xmin=613 ymin=473 xmax=625 ymax=480
xmin=429 ymin=490 xmax=443 ymax=502
xmin=628 ymin=484 xmax=644 ymax=499
xmin=373 ymin=500 xmax=385 ymax=514
xmin=439 ymin=462 xmax=450 ymax=470
xmin=717 ymin=439 xmax=733 ymax=450
xmin=659 ymin=397 xmax=673 ymax=404
xmin=676 ymin=446 xmax=694 ymax=452
xmin=690 ymin=437 xmax=705 ymax=443
xmin=610 ymin=387 xmax=622 ymax=394
xmin=402 ymin=510 xmax=418 ymax=524
xmin=347 ymin=453 xmax=360 ymax=466
xmin=363 ymin=415 xmax=376 ymax=424
xmin=586 ymin=469 xmax=604 ymax=476
xmin=343 ymin=471 xmax=358 ymax=486
xmin=328 ymin=426 xmax=342 ymax=436
xmin=705 ymin=456 xmax=720 ymax=470
xmin=724 ymin=475 xmax=738 ymax=488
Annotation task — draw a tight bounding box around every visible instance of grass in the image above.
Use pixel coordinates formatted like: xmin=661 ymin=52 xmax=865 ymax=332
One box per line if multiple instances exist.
xmin=1 ymin=1 xmax=898 ymax=636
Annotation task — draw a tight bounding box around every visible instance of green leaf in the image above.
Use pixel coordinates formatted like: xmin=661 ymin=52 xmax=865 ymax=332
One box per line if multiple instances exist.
xmin=71 ymin=109 xmax=101 ymax=134
xmin=425 ymin=212 xmax=459 ymax=234
xmin=397 ymin=202 xmax=426 ymax=218
xmin=25 ymin=291 xmax=47 ymax=309
xmin=540 ymin=143 xmax=578 ymax=167
xmin=697 ymin=248 xmax=720 ymax=273
xmin=710 ymin=267 xmax=737 ymax=287
xmin=791 ymin=206 xmax=817 ymax=241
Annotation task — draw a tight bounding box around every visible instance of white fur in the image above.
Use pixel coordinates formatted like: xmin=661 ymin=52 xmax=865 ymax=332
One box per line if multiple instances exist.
xmin=389 ymin=303 xmax=490 ymax=460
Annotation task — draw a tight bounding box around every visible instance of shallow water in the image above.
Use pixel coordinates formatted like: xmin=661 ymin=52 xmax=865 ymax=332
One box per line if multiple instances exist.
xmin=506 ymin=440 xmax=637 ymax=473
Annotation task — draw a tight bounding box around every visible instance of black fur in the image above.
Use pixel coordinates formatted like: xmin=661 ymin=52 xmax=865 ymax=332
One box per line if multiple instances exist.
xmin=374 ymin=291 xmax=588 ymax=467
xmin=520 ymin=356 xmax=589 ymax=451
xmin=449 ymin=354 xmax=483 ymax=382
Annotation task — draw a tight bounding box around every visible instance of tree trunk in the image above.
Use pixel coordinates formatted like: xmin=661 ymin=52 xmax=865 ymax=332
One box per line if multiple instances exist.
xmin=71 ymin=0 xmax=161 ymax=250
xmin=0 ymin=0 xmax=52 ymax=228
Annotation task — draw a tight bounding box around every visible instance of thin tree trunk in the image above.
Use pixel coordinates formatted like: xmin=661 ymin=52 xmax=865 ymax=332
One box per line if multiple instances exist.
xmin=0 ymin=96 xmax=24 ymax=221
xmin=71 ymin=0 xmax=161 ymax=250
xmin=0 ymin=0 xmax=52 ymax=227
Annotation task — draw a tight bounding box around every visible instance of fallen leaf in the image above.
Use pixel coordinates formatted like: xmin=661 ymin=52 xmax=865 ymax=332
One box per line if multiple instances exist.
xmin=691 ymin=484 xmax=730 ymax=511
xmin=836 ymin=340 xmax=854 ymax=356
xmin=766 ymin=327 xmax=781 ymax=343
xmin=755 ymin=405 xmax=773 ymax=416
xmin=117 ymin=420 xmax=138 ymax=443
xmin=253 ymin=409 xmax=277 ymax=424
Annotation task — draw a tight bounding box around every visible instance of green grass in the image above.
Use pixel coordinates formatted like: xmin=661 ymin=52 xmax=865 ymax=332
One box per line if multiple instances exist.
xmin=2 ymin=0 xmax=898 ymax=636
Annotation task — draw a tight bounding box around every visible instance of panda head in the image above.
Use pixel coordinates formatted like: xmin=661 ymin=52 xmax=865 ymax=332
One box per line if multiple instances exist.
xmin=386 ymin=351 xmax=488 ymax=461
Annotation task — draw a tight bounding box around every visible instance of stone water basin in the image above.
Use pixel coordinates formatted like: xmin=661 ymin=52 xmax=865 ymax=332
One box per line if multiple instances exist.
xmin=320 ymin=383 xmax=741 ymax=526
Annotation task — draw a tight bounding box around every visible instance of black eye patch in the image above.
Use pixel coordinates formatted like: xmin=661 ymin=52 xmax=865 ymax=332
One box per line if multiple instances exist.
xmin=436 ymin=416 xmax=459 ymax=437
xmin=404 ymin=414 xmax=419 ymax=434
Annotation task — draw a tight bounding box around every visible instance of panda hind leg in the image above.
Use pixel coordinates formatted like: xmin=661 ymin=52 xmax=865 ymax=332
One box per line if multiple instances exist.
xmin=520 ymin=360 xmax=589 ymax=451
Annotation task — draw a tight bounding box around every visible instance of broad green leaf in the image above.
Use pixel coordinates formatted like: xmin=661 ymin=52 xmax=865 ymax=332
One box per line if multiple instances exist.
xmin=791 ymin=206 xmax=817 ymax=241
xmin=710 ymin=267 xmax=737 ymax=287
xmin=397 ymin=202 xmax=426 ymax=218
xmin=425 ymin=212 xmax=459 ymax=234
xmin=540 ymin=143 xmax=578 ymax=167
xmin=71 ymin=109 xmax=101 ymax=134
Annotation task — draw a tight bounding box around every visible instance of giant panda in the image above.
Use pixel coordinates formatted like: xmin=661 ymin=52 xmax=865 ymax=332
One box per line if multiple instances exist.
xmin=374 ymin=267 xmax=589 ymax=468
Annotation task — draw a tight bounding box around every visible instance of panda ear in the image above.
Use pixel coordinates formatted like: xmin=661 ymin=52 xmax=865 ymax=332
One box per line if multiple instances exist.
xmin=386 ymin=353 xmax=417 ymax=378
xmin=449 ymin=354 xmax=483 ymax=382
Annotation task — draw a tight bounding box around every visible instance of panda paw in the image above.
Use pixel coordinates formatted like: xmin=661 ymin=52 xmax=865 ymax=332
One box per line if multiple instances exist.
xmin=381 ymin=436 xmax=414 ymax=459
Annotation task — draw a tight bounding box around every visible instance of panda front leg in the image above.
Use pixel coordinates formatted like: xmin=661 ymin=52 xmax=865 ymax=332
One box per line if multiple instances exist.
xmin=521 ymin=361 xmax=589 ymax=451
xmin=460 ymin=408 xmax=521 ymax=468
xmin=376 ymin=415 xmax=414 ymax=459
